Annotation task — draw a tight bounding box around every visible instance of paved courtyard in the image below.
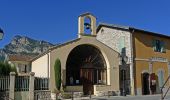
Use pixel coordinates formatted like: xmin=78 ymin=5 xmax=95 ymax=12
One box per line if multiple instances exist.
xmin=92 ymin=95 xmax=170 ymax=100
xmin=70 ymin=94 xmax=170 ymax=100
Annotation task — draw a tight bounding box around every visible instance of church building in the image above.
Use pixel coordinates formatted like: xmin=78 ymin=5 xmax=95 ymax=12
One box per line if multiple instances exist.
xmin=31 ymin=13 xmax=120 ymax=96
xmin=31 ymin=13 xmax=170 ymax=96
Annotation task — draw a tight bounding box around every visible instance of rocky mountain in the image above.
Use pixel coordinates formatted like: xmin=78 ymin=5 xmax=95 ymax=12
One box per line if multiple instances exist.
xmin=0 ymin=35 xmax=54 ymax=61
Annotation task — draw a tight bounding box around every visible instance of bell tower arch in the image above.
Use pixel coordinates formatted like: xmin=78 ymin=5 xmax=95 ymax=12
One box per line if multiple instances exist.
xmin=78 ymin=13 xmax=96 ymax=38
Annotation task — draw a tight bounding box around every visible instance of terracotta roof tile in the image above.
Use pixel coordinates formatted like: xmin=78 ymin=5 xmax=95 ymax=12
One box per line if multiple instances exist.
xmin=8 ymin=54 xmax=33 ymax=62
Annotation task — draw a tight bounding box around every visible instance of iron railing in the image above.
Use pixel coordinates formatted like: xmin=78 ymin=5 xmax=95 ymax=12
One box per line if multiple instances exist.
xmin=15 ymin=76 xmax=30 ymax=91
xmin=0 ymin=75 xmax=49 ymax=92
xmin=161 ymin=75 xmax=170 ymax=100
xmin=0 ymin=76 xmax=10 ymax=92
xmin=34 ymin=77 xmax=49 ymax=90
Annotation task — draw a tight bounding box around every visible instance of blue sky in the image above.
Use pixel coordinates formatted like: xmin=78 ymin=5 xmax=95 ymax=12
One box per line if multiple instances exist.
xmin=0 ymin=0 xmax=170 ymax=48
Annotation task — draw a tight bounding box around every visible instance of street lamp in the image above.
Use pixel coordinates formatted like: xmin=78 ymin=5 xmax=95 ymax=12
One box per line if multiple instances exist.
xmin=121 ymin=54 xmax=128 ymax=96
xmin=0 ymin=28 xmax=4 ymax=40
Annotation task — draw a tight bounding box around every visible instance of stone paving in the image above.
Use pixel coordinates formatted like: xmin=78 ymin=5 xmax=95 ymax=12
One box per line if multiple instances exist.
xmin=68 ymin=94 xmax=170 ymax=100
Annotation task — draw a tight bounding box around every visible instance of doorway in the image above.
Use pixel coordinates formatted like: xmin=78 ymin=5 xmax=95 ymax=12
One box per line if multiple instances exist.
xmin=80 ymin=68 xmax=94 ymax=95
xmin=66 ymin=44 xmax=107 ymax=95
xmin=141 ymin=73 xmax=150 ymax=95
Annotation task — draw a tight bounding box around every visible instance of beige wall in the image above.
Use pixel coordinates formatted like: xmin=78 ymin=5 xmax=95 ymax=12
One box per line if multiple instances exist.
xmin=49 ymin=36 xmax=120 ymax=92
xmin=133 ymin=31 xmax=170 ymax=95
xmin=32 ymin=53 xmax=50 ymax=77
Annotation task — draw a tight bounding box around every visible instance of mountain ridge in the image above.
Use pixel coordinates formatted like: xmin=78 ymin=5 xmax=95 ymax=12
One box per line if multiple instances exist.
xmin=0 ymin=35 xmax=54 ymax=61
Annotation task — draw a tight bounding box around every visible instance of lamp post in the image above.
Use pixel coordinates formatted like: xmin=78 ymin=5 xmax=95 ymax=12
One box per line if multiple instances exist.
xmin=121 ymin=54 xmax=128 ymax=96
xmin=0 ymin=28 xmax=4 ymax=40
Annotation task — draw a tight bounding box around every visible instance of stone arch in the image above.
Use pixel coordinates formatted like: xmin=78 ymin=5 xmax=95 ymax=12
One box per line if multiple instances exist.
xmin=141 ymin=70 xmax=149 ymax=74
xmin=66 ymin=44 xmax=108 ymax=94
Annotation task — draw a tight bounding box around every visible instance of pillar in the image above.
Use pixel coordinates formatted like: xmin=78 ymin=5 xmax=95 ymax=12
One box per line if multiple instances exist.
xmin=9 ymin=72 xmax=16 ymax=100
xmin=29 ymin=72 xmax=35 ymax=100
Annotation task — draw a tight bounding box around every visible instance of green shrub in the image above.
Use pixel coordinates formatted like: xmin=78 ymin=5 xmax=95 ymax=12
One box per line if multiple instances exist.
xmin=54 ymin=58 xmax=61 ymax=90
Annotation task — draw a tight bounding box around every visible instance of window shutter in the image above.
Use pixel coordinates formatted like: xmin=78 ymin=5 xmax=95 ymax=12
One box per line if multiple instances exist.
xmin=18 ymin=64 xmax=22 ymax=72
xmin=158 ymin=70 xmax=164 ymax=88
xmin=118 ymin=37 xmax=125 ymax=53
xmin=161 ymin=41 xmax=166 ymax=53
xmin=152 ymin=40 xmax=156 ymax=51
xmin=160 ymin=70 xmax=164 ymax=87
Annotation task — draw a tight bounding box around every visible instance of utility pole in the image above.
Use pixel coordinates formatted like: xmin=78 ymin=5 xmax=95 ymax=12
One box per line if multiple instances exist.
xmin=120 ymin=48 xmax=128 ymax=96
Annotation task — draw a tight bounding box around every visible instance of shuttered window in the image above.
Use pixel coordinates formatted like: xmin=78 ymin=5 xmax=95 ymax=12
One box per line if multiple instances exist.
xmin=152 ymin=40 xmax=166 ymax=53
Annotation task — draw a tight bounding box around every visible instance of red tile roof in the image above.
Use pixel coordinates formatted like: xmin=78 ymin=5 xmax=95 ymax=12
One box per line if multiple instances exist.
xmin=8 ymin=54 xmax=33 ymax=62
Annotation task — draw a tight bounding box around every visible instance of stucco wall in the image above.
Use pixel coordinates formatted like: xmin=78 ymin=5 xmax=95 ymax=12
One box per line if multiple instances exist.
xmin=31 ymin=54 xmax=49 ymax=77
xmin=134 ymin=31 xmax=170 ymax=60
xmin=133 ymin=31 xmax=170 ymax=95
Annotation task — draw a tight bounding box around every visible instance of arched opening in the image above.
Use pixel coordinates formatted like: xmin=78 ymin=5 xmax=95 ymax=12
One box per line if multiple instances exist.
xmin=141 ymin=72 xmax=150 ymax=95
xmin=150 ymin=73 xmax=157 ymax=94
xmin=66 ymin=44 xmax=107 ymax=94
xmin=157 ymin=69 xmax=164 ymax=93
xmin=84 ymin=17 xmax=92 ymax=34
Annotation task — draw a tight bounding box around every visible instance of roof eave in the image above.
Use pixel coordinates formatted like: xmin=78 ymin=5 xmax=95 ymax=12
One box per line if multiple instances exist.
xmin=97 ymin=23 xmax=130 ymax=32
xmin=97 ymin=23 xmax=170 ymax=39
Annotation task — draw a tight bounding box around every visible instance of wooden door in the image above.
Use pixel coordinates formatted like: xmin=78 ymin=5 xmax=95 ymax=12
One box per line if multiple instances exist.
xmin=80 ymin=68 xmax=94 ymax=95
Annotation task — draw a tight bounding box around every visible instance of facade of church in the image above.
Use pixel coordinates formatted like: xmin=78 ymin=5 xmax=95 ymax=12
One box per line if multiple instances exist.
xmin=31 ymin=13 xmax=170 ymax=96
xmin=31 ymin=13 xmax=120 ymax=96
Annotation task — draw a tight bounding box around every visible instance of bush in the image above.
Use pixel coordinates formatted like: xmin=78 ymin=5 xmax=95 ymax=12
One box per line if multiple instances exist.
xmin=54 ymin=58 xmax=61 ymax=90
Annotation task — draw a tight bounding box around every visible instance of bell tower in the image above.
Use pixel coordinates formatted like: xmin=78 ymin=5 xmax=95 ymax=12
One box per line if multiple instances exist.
xmin=78 ymin=13 xmax=96 ymax=38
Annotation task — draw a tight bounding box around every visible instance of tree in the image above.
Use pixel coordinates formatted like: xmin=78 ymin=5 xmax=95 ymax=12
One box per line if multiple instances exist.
xmin=0 ymin=61 xmax=17 ymax=76
xmin=54 ymin=58 xmax=61 ymax=90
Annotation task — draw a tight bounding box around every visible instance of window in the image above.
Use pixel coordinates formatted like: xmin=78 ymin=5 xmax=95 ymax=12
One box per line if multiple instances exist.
xmin=20 ymin=64 xmax=26 ymax=73
xmin=152 ymin=40 xmax=166 ymax=53
xmin=18 ymin=63 xmax=24 ymax=73
xmin=18 ymin=64 xmax=29 ymax=73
